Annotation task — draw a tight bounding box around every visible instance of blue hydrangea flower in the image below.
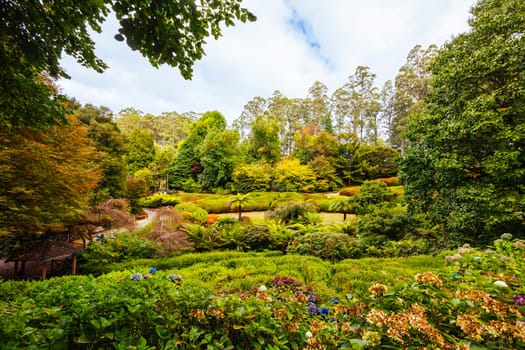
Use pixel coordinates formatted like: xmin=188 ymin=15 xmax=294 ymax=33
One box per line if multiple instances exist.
xmin=149 ymin=267 xmax=157 ymax=274
xmin=452 ymin=273 xmax=461 ymax=278
xmin=131 ymin=273 xmax=143 ymax=281
xmin=307 ymin=293 xmax=318 ymax=303
xmin=329 ymin=297 xmax=339 ymax=304
xmin=321 ymin=308 xmax=329 ymax=315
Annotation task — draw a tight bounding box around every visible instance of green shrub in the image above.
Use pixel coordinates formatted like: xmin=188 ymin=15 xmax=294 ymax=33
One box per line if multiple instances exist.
xmin=214 ymin=216 xmax=237 ymax=225
xmin=242 ymin=224 xmax=273 ymax=251
xmin=125 ymin=177 xmax=149 ymax=214
xmin=350 ymin=144 xmax=399 ymax=182
xmin=175 ymin=201 xmax=200 ymax=213
xmin=380 ymin=239 xmax=430 ymax=257
xmin=215 ymin=221 xmax=248 ymax=251
xmin=271 ymin=159 xmax=317 ymax=193
xmin=0 ymin=279 xmax=33 ymax=302
xmin=181 ymin=178 xmax=201 ymax=192
xmin=327 ymin=220 xmax=359 ymax=236
xmin=79 ymin=231 xmax=159 ymax=275
xmin=138 ymin=193 xmax=181 ymax=207
xmin=266 ymin=201 xmax=317 ymax=224
xmin=269 ymin=192 xmax=305 ymax=208
xmin=358 ymin=205 xmax=414 ymax=240
xmin=351 ymin=180 xmax=394 ymax=215
xmin=183 ymin=224 xmax=224 ymax=251
xmin=287 ymin=232 xmax=357 ymax=261
xmin=389 ymin=185 xmax=405 ymax=199
xmin=232 ymin=163 xmax=273 ymax=193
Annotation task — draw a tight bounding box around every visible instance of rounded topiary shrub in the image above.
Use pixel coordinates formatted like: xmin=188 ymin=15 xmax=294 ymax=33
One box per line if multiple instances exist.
xmin=242 ymin=224 xmax=273 ymax=251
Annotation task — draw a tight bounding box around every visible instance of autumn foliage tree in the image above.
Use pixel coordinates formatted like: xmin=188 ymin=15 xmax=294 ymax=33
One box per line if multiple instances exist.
xmin=0 ymin=116 xmax=101 ymax=247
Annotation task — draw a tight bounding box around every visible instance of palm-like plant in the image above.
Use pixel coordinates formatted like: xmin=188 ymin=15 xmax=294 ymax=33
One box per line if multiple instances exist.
xmin=183 ymin=224 xmax=222 ymax=251
xmin=220 ymin=224 xmax=248 ymax=251
xmin=266 ymin=220 xmax=297 ymax=252
xmin=329 ymin=196 xmax=353 ymax=221
xmin=229 ymin=194 xmax=251 ymax=220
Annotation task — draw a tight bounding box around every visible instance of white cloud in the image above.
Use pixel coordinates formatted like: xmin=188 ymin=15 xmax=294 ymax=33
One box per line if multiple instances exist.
xmin=59 ymin=0 xmax=475 ymax=123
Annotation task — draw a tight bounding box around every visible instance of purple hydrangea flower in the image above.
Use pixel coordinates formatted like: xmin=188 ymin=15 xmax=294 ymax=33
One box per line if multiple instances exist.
xmin=306 ymin=302 xmax=317 ymax=314
xmin=514 ymin=294 xmax=525 ymax=306
xmin=308 ymin=293 xmax=318 ymax=303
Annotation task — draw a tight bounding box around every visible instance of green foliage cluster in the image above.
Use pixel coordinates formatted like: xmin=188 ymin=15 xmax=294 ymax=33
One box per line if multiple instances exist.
xmin=245 ymin=113 xmax=282 ymax=164
xmin=349 ymin=145 xmax=400 ymax=183
xmin=3 ymin=236 xmax=525 ymax=348
xmin=60 ymin=251 xmax=443 ymax=299
xmin=272 ymin=159 xmax=318 ymax=192
xmin=350 ymin=180 xmax=394 ymax=215
xmin=306 ymin=194 xmax=333 ymax=212
xmin=287 ymin=232 xmax=356 ymax=262
xmin=124 ymin=177 xmax=149 ymax=214
xmin=232 ymin=145 xmax=399 ymax=194
xmin=125 ymin=128 xmax=156 ymax=174
xmin=79 ymin=231 xmax=159 ymax=274
xmin=400 ymin=0 xmax=525 ymax=243
xmin=175 ymin=203 xmax=208 ymax=225
xmin=232 ymin=163 xmax=273 ymax=193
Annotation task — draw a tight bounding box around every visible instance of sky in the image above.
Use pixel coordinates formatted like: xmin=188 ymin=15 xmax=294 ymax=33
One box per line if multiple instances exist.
xmin=59 ymin=0 xmax=476 ymax=124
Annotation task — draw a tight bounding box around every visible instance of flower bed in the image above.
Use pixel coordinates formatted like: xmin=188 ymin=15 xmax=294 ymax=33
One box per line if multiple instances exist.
xmin=1 ymin=236 xmax=524 ymax=348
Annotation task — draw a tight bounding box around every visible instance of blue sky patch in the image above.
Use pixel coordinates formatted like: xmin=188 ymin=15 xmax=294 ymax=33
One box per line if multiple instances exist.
xmin=287 ymin=7 xmax=331 ymax=65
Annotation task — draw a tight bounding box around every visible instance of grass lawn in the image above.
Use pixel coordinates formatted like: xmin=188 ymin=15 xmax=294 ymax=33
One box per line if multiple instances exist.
xmin=218 ymin=211 xmax=354 ymax=225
